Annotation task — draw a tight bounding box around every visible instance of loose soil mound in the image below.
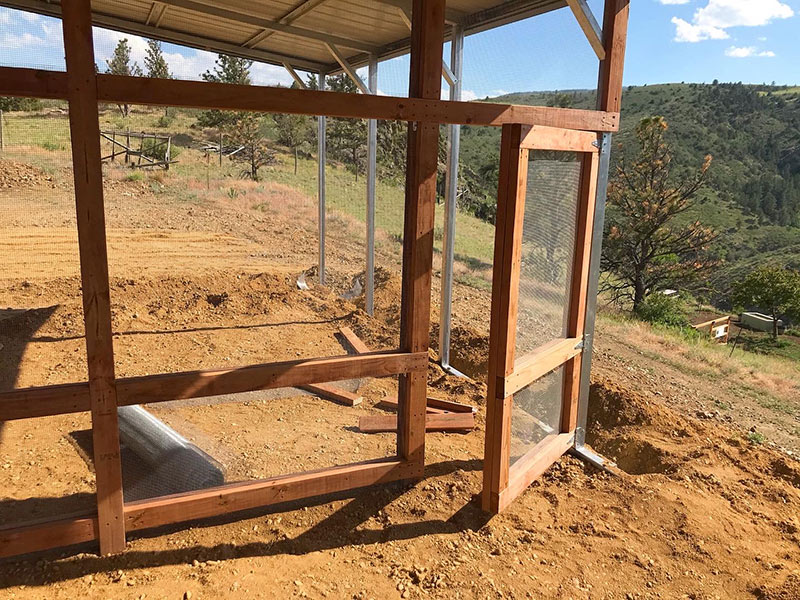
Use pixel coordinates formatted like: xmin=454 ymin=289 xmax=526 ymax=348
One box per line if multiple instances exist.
xmin=0 ymin=158 xmax=54 ymax=189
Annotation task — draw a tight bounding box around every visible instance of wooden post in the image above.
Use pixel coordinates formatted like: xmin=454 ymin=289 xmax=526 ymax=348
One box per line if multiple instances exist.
xmin=397 ymin=0 xmax=445 ymax=470
xmin=596 ymin=0 xmax=630 ymax=112
xmin=61 ymin=0 xmax=126 ymax=555
xmin=0 ymin=109 xmax=4 ymax=151
xmin=482 ymin=124 xmax=528 ymax=513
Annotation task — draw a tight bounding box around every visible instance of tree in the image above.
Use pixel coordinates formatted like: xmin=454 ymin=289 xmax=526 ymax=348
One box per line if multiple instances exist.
xmin=601 ymin=116 xmax=717 ymax=310
xmin=197 ymin=55 xmax=253 ymax=128
xmin=227 ymin=113 xmax=276 ymax=181
xmin=106 ymin=38 xmax=142 ymax=117
xmin=272 ymin=84 xmax=313 ymax=174
xmin=325 ymin=74 xmax=367 ymax=180
xmin=732 ymin=266 xmax=800 ymax=339
xmin=144 ymin=39 xmax=171 ymax=79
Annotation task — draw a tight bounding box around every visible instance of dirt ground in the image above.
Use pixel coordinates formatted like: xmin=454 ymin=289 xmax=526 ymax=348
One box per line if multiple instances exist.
xmin=1 ymin=159 xmax=800 ymax=599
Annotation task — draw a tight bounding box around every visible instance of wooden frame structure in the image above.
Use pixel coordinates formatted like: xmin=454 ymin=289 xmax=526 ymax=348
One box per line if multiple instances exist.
xmin=0 ymin=0 xmax=629 ymax=558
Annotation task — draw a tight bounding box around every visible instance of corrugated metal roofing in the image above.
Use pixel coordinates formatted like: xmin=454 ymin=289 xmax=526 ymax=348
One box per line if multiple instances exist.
xmin=1 ymin=0 xmax=568 ymax=73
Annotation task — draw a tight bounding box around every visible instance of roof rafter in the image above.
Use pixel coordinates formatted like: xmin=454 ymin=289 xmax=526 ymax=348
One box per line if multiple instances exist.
xmin=157 ymin=0 xmax=379 ymax=53
xmin=325 ymin=43 xmax=370 ymax=95
xmin=565 ymin=0 xmax=605 ymax=60
xmin=243 ymin=0 xmax=330 ymax=50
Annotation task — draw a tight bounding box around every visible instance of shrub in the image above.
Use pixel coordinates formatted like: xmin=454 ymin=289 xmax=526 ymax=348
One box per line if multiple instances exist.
xmin=635 ymin=293 xmax=689 ymax=328
xmin=125 ymin=171 xmax=144 ymax=182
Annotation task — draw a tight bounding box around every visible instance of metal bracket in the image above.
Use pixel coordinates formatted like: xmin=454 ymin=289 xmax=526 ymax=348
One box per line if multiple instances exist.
xmin=569 ymin=443 xmax=614 ymax=473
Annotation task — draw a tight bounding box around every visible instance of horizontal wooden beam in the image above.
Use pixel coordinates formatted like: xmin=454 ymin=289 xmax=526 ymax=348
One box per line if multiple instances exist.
xmin=502 ymin=337 xmax=583 ymax=398
xmin=358 ymin=412 xmax=475 ymax=433
xmin=0 ymin=68 xmax=618 ymax=131
xmin=124 ymin=458 xmax=417 ymax=532
xmin=0 ymin=457 xmax=418 ymax=558
xmin=0 ymin=511 xmax=98 ymax=559
xmin=520 ymin=125 xmax=599 ymax=153
xmin=116 ymin=351 xmax=425 ymax=406
xmin=0 ymin=351 xmax=423 ymax=421
xmin=493 ymin=432 xmax=573 ymax=512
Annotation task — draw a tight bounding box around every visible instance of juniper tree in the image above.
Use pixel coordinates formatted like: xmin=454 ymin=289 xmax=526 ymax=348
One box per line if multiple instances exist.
xmin=106 ymin=38 xmax=142 ymax=117
xmin=198 ymin=55 xmax=253 ymax=129
xmin=732 ymin=266 xmax=800 ymax=339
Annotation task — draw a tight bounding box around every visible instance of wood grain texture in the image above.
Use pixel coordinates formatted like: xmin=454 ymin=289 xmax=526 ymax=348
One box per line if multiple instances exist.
xmin=520 ymin=125 xmax=599 ymax=153
xmin=61 ymin=0 xmax=126 ymax=555
xmin=339 ymin=326 xmax=370 ymax=355
xmin=0 ymin=66 xmax=621 ymax=131
xmin=596 ymin=0 xmax=630 ymax=113
xmin=0 ymin=382 xmax=91 ymax=421
xmin=124 ymin=459 xmax=416 ymax=532
xmin=503 ymin=337 xmax=583 ymax=398
xmin=359 ymin=413 xmax=475 ymax=434
xmin=0 ymin=512 xmax=98 ymax=559
xmin=482 ymin=124 xmax=528 ymax=513
xmin=299 ymin=383 xmax=362 ymax=406
xmin=116 ymin=352 xmax=425 ymax=406
xmin=397 ymin=0 xmax=445 ymax=467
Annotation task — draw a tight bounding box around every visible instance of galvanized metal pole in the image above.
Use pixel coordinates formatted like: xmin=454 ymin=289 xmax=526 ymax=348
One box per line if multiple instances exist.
xmin=366 ymin=56 xmax=378 ymax=315
xmin=439 ymin=24 xmax=464 ymax=373
xmin=318 ymin=71 xmax=327 ymax=286
xmin=571 ymin=132 xmax=612 ymax=468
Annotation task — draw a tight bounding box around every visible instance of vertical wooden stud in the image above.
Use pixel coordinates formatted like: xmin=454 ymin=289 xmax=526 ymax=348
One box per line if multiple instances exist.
xmin=561 ymin=151 xmax=599 ymax=433
xmin=482 ymin=124 xmax=529 ymax=513
xmin=596 ymin=0 xmax=630 ymax=112
xmin=62 ymin=0 xmax=126 ymax=555
xmin=397 ymin=0 xmax=446 ymax=471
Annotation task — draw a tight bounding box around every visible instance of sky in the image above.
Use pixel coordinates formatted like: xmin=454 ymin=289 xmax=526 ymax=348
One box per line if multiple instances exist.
xmin=0 ymin=0 xmax=797 ymax=99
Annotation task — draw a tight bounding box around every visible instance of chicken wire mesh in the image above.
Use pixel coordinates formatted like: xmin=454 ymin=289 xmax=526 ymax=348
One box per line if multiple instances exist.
xmin=515 ymin=151 xmax=582 ymax=360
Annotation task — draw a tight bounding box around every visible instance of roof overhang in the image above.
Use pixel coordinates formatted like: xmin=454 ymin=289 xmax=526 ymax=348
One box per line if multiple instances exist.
xmin=0 ymin=0 xmax=568 ymax=74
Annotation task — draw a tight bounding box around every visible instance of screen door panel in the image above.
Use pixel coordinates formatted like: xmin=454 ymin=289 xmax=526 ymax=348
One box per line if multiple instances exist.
xmin=483 ymin=124 xmax=599 ymax=514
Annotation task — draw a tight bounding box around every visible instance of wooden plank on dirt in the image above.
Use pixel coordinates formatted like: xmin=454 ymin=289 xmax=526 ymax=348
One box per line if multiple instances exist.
xmin=378 ymin=396 xmax=477 ymax=414
xmin=374 ymin=398 xmax=449 ymax=414
xmin=124 ymin=458 xmax=416 ymax=532
xmin=359 ymin=412 xmax=475 ymax=434
xmin=339 ymin=326 xmax=370 ymax=355
xmin=0 ymin=511 xmax=98 ymax=559
xmin=62 ymin=0 xmax=126 ymax=556
xmin=299 ymin=383 xmax=362 ymax=407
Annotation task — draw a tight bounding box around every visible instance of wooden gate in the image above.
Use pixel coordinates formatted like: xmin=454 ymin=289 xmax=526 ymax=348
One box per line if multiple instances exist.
xmin=483 ymin=124 xmax=600 ymax=513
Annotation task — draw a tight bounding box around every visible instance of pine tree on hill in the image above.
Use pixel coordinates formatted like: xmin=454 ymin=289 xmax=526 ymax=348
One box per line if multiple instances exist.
xmin=144 ymin=39 xmax=171 ymax=79
xmin=106 ymin=38 xmax=142 ymax=117
xmin=197 ymin=55 xmax=253 ymax=128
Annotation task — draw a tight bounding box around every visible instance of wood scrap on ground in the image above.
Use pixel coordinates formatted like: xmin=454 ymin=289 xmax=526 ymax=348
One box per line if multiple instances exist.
xmin=299 ymin=383 xmax=362 ymax=407
xmin=339 ymin=326 xmax=370 ymax=355
xmin=375 ymin=396 xmax=477 ymax=415
xmin=358 ymin=412 xmax=475 ymax=434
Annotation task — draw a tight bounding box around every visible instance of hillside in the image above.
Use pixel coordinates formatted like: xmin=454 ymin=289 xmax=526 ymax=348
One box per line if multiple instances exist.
xmin=460 ymin=82 xmax=800 ymax=304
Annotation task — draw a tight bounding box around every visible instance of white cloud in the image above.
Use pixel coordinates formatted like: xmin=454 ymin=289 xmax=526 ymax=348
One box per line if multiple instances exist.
xmin=461 ymin=89 xmax=478 ymax=101
xmin=725 ymin=46 xmax=776 ymax=58
xmin=20 ymin=11 xmax=40 ymax=22
xmin=672 ymin=0 xmax=794 ymax=42
xmin=0 ymin=9 xmax=11 ymax=24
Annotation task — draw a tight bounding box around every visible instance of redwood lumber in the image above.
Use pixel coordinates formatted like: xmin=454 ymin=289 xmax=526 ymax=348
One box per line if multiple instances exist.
xmin=124 ymin=458 xmax=415 ymax=532
xmin=0 ymin=382 xmax=91 ymax=421
xmin=374 ymin=398 xmax=448 ymax=414
xmin=0 ymin=67 xmax=621 ymax=132
xmin=396 ymin=0 xmax=445 ymax=470
xmin=339 ymin=326 xmax=371 ymax=355
xmin=596 ymin=0 xmax=630 ymax=113
xmin=503 ymin=337 xmax=583 ymax=398
xmin=482 ymin=124 xmax=528 ymax=513
xmin=376 ymin=397 xmax=476 ymax=414
xmin=359 ymin=413 xmax=475 ymax=434
xmin=498 ymin=433 xmax=574 ymax=512
xmin=520 ymin=125 xmax=599 ymax=153
xmin=0 ymin=511 xmax=98 ymax=559
xmin=299 ymin=383 xmax=362 ymax=406
xmin=62 ymin=0 xmax=126 ymax=555
xmin=116 ymin=352 xmax=425 ymax=407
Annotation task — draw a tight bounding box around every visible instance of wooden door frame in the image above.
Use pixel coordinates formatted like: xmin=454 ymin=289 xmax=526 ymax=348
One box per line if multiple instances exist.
xmin=482 ymin=125 xmax=600 ymax=514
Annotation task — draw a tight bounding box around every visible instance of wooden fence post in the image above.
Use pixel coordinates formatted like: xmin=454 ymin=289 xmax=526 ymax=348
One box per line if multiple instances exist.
xmin=61 ymin=0 xmax=126 ymax=555
xmin=397 ymin=0 xmax=445 ymax=470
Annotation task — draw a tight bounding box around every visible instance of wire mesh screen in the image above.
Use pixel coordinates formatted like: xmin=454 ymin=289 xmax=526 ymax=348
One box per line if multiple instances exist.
xmin=114 ymin=375 xmax=400 ymax=502
xmin=0 ymin=100 xmax=87 ymax=391
xmin=0 ymin=8 xmax=66 ymax=72
xmin=515 ymin=151 xmax=582 ymax=360
xmin=510 ymin=366 xmax=565 ymax=466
